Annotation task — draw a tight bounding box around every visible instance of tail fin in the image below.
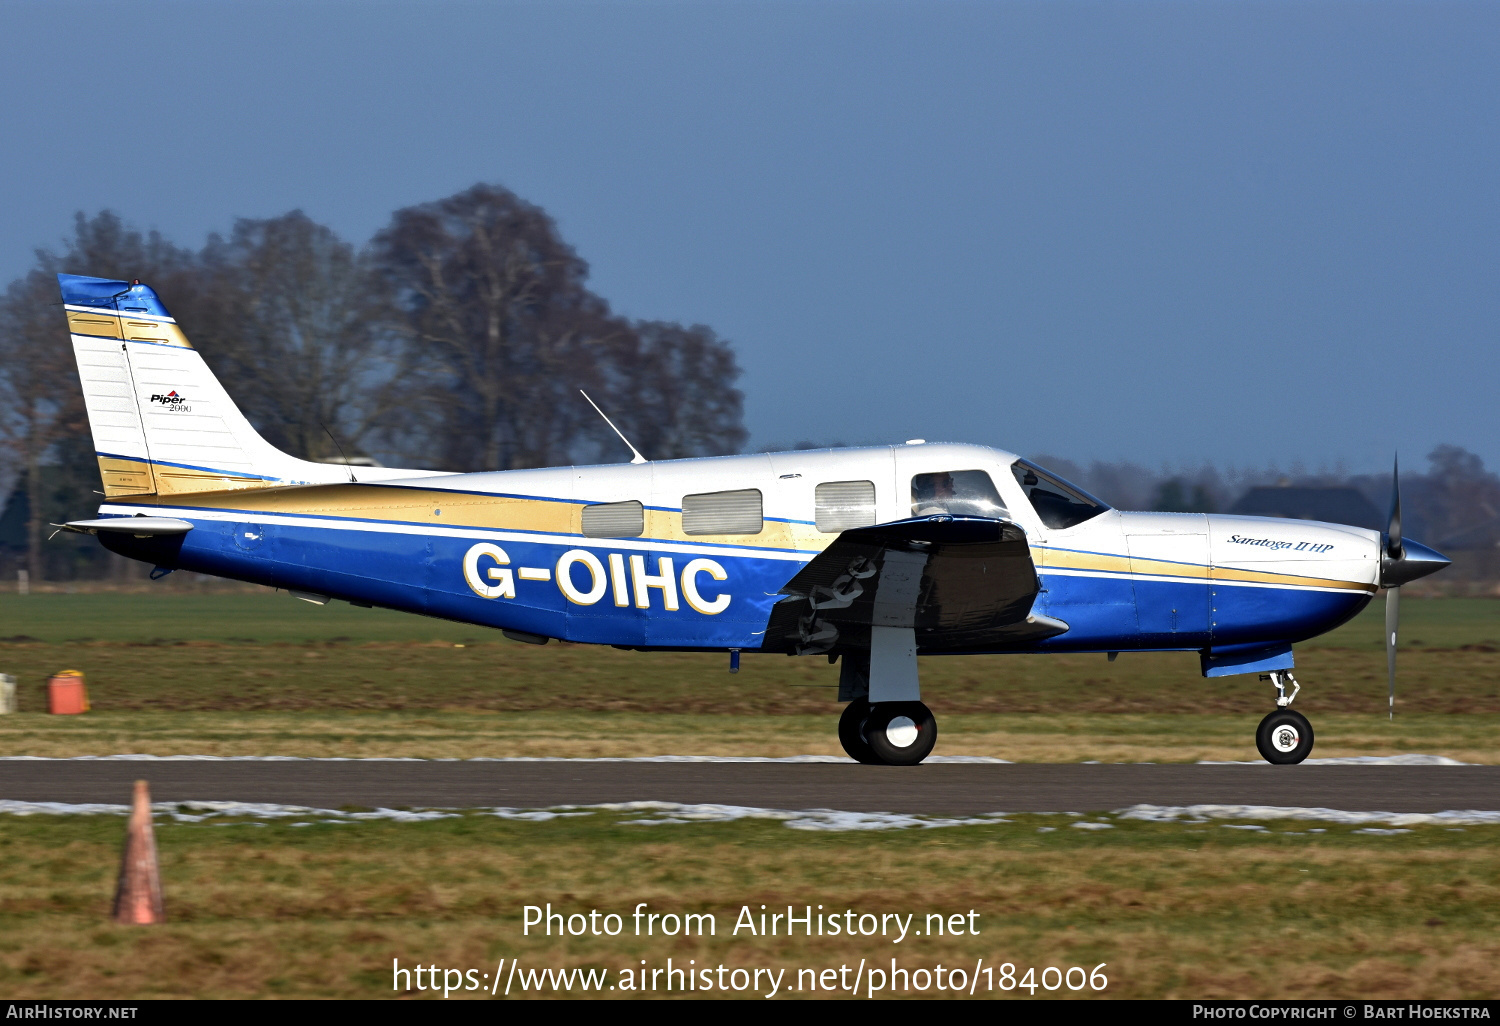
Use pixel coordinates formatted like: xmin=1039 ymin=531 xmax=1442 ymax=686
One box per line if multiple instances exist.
xmin=60 ymin=274 xmax=429 ymax=498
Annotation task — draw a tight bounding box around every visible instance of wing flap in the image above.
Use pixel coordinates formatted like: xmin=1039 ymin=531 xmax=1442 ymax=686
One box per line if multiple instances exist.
xmin=764 ymin=515 xmax=1060 ymax=654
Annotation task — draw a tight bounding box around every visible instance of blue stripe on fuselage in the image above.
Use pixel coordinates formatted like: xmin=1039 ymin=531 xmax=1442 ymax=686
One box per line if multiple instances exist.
xmin=165 ymin=518 xmax=798 ymax=648
xmin=1033 ymin=570 xmax=1370 ymax=653
xmin=107 ymin=513 xmax=1370 ymax=655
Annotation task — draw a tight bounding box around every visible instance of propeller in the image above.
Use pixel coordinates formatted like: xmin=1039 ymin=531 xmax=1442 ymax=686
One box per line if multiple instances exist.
xmin=1385 ymin=456 xmax=1401 ymax=720
xmin=1379 ymin=455 xmax=1451 ymax=719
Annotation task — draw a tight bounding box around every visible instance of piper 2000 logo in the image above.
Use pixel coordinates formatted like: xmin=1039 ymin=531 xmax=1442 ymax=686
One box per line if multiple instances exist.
xmin=148 ymin=390 xmax=192 ymax=413
xmin=462 ymin=542 xmax=730 ymax=614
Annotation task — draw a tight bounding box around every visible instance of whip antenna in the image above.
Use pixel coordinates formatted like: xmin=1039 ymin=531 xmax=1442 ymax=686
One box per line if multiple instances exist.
xmin=580 ymin=390 xmax=647 ymax=465
xmin=320 ymin=422 xmax=358 ymax=483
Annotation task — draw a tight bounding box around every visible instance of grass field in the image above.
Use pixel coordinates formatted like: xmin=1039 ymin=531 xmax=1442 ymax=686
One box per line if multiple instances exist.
xmin=0 ymin=810 xmax=1496 ymax=999
xmin=1 ymin=592 xmax=1497 ymax=761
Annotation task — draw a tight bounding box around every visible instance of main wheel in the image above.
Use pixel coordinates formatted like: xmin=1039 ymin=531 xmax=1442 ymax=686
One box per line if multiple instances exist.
xmin=864 ymin=701 xmax=938 ymax=766
xmin=838 ymin=699 xmax=879 ymax=764
xmin=1256 ymin=708 xmax=1314 ymax=765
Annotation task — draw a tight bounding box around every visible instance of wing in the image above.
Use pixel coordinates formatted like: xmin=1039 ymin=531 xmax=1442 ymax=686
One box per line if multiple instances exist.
xmin=761 ymin=515 xmax=1067 ymax=655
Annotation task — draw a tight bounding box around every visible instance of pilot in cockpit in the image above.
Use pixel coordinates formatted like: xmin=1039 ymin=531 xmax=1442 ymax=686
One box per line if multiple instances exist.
xmin=906 ymin=477 xmax=954 ymax=516
xmin=912 ymin=471 xmax=956 ymax=516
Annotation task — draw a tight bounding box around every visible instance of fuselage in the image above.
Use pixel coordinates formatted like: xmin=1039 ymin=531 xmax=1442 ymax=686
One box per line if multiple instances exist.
xmin=93 ymin=442 xmax=1379 ymax=658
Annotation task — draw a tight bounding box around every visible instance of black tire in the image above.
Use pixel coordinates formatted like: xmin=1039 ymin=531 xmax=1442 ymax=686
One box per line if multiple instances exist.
xmin=838 ymin=699 xmax=879 ymax=764
xmin=864 ymin=701 xmax=938 ymax=766
xmin=1256 ymin=708 xmax=1314 ymax=765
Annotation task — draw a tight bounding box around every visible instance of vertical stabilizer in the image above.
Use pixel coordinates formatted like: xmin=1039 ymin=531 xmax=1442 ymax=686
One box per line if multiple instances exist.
xmin=60 ymin=274 xmax=435 ymax=498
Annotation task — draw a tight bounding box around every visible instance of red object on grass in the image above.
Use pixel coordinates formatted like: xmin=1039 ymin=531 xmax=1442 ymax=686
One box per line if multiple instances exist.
xmin=48 ymin=670 xmax=89 ymax=714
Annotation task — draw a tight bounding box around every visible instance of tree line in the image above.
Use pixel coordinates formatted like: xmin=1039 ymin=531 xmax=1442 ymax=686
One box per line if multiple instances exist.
xmin=0 ymin=184 xmax=747 ymax=581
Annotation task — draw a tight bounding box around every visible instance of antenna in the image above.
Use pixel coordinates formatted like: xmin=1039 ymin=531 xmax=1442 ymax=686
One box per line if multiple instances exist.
xmin=579 ymin=390 xmax=647 ymax=465
xmin=320 ymin=422 xmax=358 ymax=483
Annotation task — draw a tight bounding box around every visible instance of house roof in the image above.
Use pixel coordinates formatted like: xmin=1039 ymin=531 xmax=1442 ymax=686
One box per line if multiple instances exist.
xmin=1438 ymin=516 xmax=1500 ymax=550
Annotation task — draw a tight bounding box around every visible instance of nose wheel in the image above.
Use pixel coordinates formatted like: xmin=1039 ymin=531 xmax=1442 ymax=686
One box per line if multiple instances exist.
xmin=1256 ymin=708 xmax=1314 ymax=765
xmin=839 ymin=699 xmax=937 ymax=766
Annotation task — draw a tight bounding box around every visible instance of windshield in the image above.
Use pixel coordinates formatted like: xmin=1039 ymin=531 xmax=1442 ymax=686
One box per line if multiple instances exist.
xmin=1011 ymin=459 xmax=1110 ymax=530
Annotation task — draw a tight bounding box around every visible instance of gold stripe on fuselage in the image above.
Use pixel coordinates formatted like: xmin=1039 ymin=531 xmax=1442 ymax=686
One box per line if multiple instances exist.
xmin=1040 ymin=546 xmax=1373 ymax=593
xmin=1207 ymin=564 xmax=1373 ymax=592
xmin=124 ymin=479 xmax=834 ymax=552
xmin=96 ymin=457 xmax=272 ymax=499
xmin=96 ymin=456 xmax=156 ymax=498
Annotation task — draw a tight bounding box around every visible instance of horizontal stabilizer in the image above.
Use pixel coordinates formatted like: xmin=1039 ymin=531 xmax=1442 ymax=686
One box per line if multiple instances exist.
xmin=61 ymin=517 xmax=195 ymax=536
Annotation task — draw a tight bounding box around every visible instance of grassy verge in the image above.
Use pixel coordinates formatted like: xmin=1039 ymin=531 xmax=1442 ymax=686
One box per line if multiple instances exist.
xmin=0 ymin=594 xmax=1494 ymax=716
xmin=10 ymin=591 xmax=1491 ymax=648
xmin=2 ymin=710 xmax=1498 ymax=763
xmin=0 ymin=810 xmax=1495 ymax=999
xmin=1 ymin=639 xmax=1497 ymax=715
xmin=0 ymin=593 xmax=1494 ymax=761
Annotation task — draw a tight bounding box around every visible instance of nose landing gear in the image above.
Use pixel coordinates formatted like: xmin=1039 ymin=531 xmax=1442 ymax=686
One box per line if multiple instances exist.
xmin=1256 ymin=708 xmax=1314 ymax=764
xmin=1256 ymin=671 xmax=1314 ymax=764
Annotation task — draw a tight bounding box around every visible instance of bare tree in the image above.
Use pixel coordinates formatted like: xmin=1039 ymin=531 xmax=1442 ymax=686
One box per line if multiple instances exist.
xmin=1409 ymin=445 xmax=1500 ymax=544
xmin=0 ymin=269 xmax=85 ymax=581
xmin=194 ymin=212 xmax=401 ymax=462
xmin=610 ymin=321 xmax=746 ymax=461
xmin=372 ymin=183 xmax=632 ymax=471
xmin=372 ymin=184 xmax=748 ymax=470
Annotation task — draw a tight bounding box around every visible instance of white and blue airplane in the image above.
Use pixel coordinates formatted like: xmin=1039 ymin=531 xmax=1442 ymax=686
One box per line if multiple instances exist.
xmin=57 ymin=273 xmax=1450 ymax=765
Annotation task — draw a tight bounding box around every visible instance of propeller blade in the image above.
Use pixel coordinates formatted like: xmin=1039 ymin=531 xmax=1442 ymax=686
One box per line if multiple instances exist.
xmin=1385 ymin=584 xmax=1399 ymax=720
xmin=1387 ymin=454 xmax=1403 ymax=560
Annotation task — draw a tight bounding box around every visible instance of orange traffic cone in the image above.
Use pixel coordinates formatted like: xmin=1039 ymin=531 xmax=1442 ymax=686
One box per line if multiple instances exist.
xmin=111 ymin=780 xmax=164 ymax=924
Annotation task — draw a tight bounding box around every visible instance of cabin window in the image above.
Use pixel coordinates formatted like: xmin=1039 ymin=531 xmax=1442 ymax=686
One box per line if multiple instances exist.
xmin=815 ymin=480 xmax=876 ymax=533
xmin=581 ymin=500 xmax=645 ymax=538
xmin=1011 ymin=458 xmax=1110 ymax=530
xmin=910 ymin=470 xmax=1008 ymax=519
xmin=681 ymin=488 xmax=763 ymax=535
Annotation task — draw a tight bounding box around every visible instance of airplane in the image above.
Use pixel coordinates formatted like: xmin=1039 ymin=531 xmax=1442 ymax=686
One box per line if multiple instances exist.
xmin=55 ymin=273 xmax=1451 ymax=766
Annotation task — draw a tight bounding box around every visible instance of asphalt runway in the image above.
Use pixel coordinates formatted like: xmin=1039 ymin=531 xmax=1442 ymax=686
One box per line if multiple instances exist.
xmin=1 ymin=761 xmax=1496 ymax=813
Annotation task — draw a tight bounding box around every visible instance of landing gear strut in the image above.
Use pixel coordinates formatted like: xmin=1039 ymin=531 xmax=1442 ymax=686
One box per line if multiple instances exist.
xmin=836 ymin=644 xmax=938 ymax=766
xmin=1265 ymin=670 xmax=1301 ymax=708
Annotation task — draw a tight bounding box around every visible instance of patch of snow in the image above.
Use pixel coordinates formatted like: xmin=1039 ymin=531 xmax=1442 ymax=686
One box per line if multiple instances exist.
xmin=1117 ymin=804 xmax=1500 ymax=828
xmin=1197 ymin=754 xmax=1471 ymax=766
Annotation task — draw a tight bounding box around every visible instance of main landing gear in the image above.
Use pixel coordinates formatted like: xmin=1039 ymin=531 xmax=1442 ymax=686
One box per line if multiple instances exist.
xmin=1255 ymin=671 xmax=1314 ymax=765
xmin=834 ymin=643 xmax=937 ymax=765
xmin=839 ymin=698 xmax=938 ymax=766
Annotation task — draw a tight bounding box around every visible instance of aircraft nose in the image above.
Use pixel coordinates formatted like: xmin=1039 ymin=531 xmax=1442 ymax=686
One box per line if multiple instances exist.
xmin=1382 ymin=538 xmax=1451 ymax=588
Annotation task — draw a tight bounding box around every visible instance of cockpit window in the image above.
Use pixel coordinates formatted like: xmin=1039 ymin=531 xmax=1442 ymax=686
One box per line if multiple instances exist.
xmin=1011 ymin=459 xmax=1110 ymax=530
xmin=910 ymin=470 xmax=1009 ymax=520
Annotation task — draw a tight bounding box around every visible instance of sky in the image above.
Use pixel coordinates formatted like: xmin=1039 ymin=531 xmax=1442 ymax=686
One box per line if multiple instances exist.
xmin=1 ymin=0 xmax=1495 ymax=473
